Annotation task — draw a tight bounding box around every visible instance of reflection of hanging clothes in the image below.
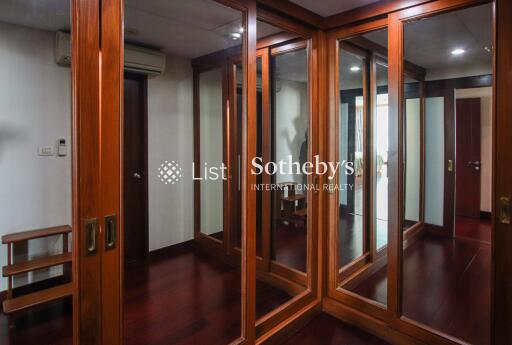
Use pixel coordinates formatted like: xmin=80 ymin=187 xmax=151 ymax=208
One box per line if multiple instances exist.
xmin=299 ymin=133 xmax=308 ymax=187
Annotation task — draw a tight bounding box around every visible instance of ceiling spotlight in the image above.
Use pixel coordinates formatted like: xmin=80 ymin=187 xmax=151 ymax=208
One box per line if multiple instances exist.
xmin=231 ymin=32 xmax=241 ymax=40
xmin=239 ymin=27 xmax=245 ymax=34
xmin=451 ymin=48 xmax=465 ymax=56
xmin=350 ymin=66 xmax=361 ymax=72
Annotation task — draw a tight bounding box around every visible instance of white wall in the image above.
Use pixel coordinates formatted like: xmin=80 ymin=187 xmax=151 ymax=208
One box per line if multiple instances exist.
xmin=147 ymin=55 xmax=194 ymax=250
xmin=0 ymin=21 xmax=71 ymax=288
xmin=455 ymin=87 xmax=492 ymax=213
xmin=275 ymin=79 xmax=308 ymax=185
xmin=198 ymin=68 xmax=223 ymax=236
xmin=425 ymin=97 xmax=445 ymax=226
xmin=404 ymin=99 xmax=421 ymax=222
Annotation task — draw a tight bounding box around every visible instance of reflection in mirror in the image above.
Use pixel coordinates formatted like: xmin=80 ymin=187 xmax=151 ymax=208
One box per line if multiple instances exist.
xmin=199 ymin=68 xmax=224 ymax=240
xmin=271 ymin=48 xmax=309 ymax=272
xmin=339 ymin=46 xmax=366 ymax=269
xmin=375 ymin=63 xmax=389 ymax=251
xmin=403 ymin=77 xmax=422 ymax=231
xmin=0 ymin=1 xmax=73 ymax=343
xmin=402 ymin=4 xmax=493 ymax=344
xmin=122 ymin=1 xmax=245 ymax=343
xmin=254 ymin=19 xmax=308 ymax=321
xmin=336 ymin=28 xmax=389 ymax=308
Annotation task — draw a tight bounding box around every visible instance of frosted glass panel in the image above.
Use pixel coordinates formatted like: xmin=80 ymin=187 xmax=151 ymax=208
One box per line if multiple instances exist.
xmin=425 ymin=97 xmax=445 ymax=226
xmin=404 ymin=98 xmax=421 ymax=223
xmin=199 ymin=68 xmax=224 ymax=236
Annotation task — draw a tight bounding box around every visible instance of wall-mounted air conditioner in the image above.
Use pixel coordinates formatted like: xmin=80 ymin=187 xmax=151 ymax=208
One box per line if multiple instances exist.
xmin=55 ymin=31 xmax=166 ymax=77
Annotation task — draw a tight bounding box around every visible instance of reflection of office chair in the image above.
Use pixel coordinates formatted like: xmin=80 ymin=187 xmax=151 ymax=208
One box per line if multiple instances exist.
xmin=275 ymin=182 xmax=307 ymax=227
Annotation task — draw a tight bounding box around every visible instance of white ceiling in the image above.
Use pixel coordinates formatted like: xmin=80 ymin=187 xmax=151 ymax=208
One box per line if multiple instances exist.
xmin=364 ymin=3 xmax=493 ymax=79
xmin=290 ymin=0 xmax=380 ymax=17
xmin=0 ymin=0 xmax=493 ymax=75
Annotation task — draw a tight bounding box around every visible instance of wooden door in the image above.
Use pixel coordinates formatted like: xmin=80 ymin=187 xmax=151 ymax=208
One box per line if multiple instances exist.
xmin=123 ymin=73 xmax=148 ymax=265
xmin=456 ymin=98 xmax=481 ymax=218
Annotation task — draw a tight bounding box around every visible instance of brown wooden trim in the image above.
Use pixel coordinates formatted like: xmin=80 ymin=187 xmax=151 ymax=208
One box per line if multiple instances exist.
xmin=388 ymin=10 xmax=404 ymax=321
xmin=257 ymin=6 xmax=313 ymax=39
xmin=338 ymin=253 xmax=371 ymax=283
xmin=256 ymin=0 xmax=323 ymax=29
xmin=270 ymin=261 xmax=307 ymax=287
xmin=269 ymin=40 xmax=307 ymax=56
xmin=73 ymin=0 xmax=102 ymax=343
xmin=244 ymin=2 xmax=258 ymax=342
xmin=323 ymin=297 xmax=421 ymax=345
xmin=255 ymin=290 xmax=312 ymax=337
xmin=493 ymin=2 xmax=511 ymax=342
xmin=101 ymin=0 xmax=123 ymax=343
xmin=257 ymin=32 xmax=300 ymax=50
xmin=257 ymin=47 xmax=272 ymax=271
xmin=256 ymin=300 xmax=321 ymax=345
xmin=443 ymin=88 xmax=456 ymax=236
xmin=397 ymin=0 xmax=489 ymax=21
xmin=323 ymin=1 xmax=432 ymax=30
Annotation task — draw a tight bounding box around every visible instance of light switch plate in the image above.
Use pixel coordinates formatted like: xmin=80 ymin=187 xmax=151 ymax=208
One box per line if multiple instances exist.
xmin=38 ymin=146 xmax=54 ymax=156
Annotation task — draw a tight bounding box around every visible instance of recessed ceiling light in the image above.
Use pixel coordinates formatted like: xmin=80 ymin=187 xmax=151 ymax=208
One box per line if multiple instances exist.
xmin=239 ymin=27 xmax=244 ymax=34
xmin=231 ymin=32 xmax=241 ymax=40
xmin=451 ymin=48 xmax=465 ymax=56
xmin=350 ymin=66 xmax=361 ymax=72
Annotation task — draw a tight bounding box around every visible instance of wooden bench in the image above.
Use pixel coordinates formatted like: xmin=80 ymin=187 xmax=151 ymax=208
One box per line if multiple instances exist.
xmin=2 ymin=225 xmax=72 ymax=320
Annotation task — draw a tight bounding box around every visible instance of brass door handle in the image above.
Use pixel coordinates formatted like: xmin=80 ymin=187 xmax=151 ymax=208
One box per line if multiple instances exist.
xmin=85 ymin=219 xmax=98 ymax=256
xmin=105 ymin=215 xmax=117 ymax=250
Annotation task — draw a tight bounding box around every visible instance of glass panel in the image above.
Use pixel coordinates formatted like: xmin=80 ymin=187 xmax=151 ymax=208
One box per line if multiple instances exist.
xmin=403 ymin=77 xmax=421 ymax=231
xmin=0 ymin=1 xmax=73 ymax=342
xmin=337 ymin=27 xmax=389 ymax=308
xmin=375 ymin=63 xmax=389 ymax=251
xmin=123 ymin=1 xmax=245 ymax=343
xmin=401 ymin=4 xmax=493 ymax=344
xmin=199 ymin=68 xmax=224 ymax=239
xmin=338 ymin=47 xmax=366 ymax=269
xmin=271 ymin=48 xmax=309 ymax=272
xmin=253 ymin=19 xmax=308 ymax=321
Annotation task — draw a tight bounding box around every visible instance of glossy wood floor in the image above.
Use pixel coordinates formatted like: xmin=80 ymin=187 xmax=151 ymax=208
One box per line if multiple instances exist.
xmin=348 ymin=230 xmax=491 ymax=345
xmin=123 ymin=243 xmax=291 ymax=345
xmin=283 ymin=313 xmax=389 ymax=345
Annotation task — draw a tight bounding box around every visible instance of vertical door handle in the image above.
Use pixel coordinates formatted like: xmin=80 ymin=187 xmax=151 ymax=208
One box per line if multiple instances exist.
xmin=105 ymin=215 xmax=117 ymax=250
xmin=85 ymin=219 xmax=98 ymax=256
xmin=499 ymin=197 xmax=510 ymax=224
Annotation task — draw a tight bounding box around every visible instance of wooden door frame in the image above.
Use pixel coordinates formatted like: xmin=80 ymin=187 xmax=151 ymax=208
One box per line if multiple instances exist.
xmin=123 ymin=72 xmax=149 ymax=263
xmin=251 ymin=8 xmax=324 ymax=343
xmin=72 ymin=0 xmax=103 ymax=344
xmin=326 ymin=17 xmax=390 ymax=322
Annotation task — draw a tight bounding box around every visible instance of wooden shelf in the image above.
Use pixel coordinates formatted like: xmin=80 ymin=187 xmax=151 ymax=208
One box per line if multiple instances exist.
xmin=3 ymin=253 xmax=72 ymax=277
xmin=2 ymin=225 xmax=71 ymax=244
xmin=2 ymin=283 xmax=72 ymax=314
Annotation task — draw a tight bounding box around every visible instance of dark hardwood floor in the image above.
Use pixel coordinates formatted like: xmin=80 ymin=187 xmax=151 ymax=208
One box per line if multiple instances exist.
xmin=348 ymin=231 xmax=491 ymax=345
xmin=0 ymin=298 xmax=72 ymax=345
xmin=283 ymin=313 xmax=389 ymax=345
xmin=455 ymin=216 xmax=491 ymax=243
xmin=274 ymin=223 xmax=307 ymax=272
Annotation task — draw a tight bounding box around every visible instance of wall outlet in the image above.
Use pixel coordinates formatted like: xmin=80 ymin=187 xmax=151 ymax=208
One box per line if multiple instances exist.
xmin=38 ymin=146 xmax=54 ymax=156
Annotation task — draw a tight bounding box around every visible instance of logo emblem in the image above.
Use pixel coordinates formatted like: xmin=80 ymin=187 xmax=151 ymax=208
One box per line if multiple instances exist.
xmin=158 ymin=160 xmax=182 ymax=185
